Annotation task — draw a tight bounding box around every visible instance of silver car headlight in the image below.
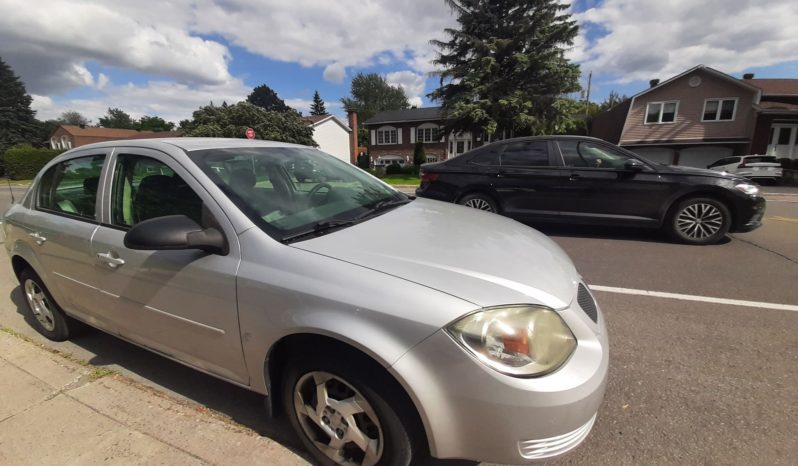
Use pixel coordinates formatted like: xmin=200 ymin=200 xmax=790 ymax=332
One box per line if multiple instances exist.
xmin=734 ymin=183 xmax=759 ymax=195
xmin=445 ymin=306 xmax=576 ymax=377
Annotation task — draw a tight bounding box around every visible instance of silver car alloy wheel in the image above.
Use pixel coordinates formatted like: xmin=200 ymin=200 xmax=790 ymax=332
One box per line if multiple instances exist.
xmin=676 ymin=203 xmax=724 ymax=240
xmin=464 ymin=198 xmax=494 ymax=212
xmin=24 ymin=279 xmax=56 ymax=331
xmin=293 ymin=371 xmax=384 ymax=466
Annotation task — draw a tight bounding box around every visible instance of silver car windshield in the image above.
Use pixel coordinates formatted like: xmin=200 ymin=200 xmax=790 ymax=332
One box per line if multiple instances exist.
xmin=190 ymin=147 xmax=409 ymax=241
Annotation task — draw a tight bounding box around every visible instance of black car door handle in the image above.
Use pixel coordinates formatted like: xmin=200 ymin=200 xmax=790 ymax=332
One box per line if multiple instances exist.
xmin=496 ymin=171 xmax=505 ymax=178
xmin=569 ymin=173 xmax=581 ymax=181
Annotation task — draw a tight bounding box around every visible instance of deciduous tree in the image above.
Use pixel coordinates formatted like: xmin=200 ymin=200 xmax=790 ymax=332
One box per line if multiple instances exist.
xmin=180 ymin=101 xmax=316 ymax=146
xmin=58 ymin=110 xmax=91 ymax=126
xmin=98 ymin=107 xmax=136 ymax=129
xmin=341 ymin=73 xmax=409 ymax=145
xmin=247 ymin=85 xmax=292 ymax=113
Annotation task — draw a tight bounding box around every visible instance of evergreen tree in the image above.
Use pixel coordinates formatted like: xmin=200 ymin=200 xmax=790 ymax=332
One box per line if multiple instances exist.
xmin=98 ymin=107 xmax=136 ymax=129
xmin=429 ymin=0 xmax=582 ymax=137
xmin=246 ymin=85 xmax=292 ymax=113
xmin=310 ymin=90 xmax=327 ymax=115
xmin=413 ymin=141 xmax=426 ymax=167
xmin=0 ymin=57 xmax=40 ymax=155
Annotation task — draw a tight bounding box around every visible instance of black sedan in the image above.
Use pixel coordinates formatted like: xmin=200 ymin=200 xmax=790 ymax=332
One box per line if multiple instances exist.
xmin=416 ymin=136 xmax=766 ymax=245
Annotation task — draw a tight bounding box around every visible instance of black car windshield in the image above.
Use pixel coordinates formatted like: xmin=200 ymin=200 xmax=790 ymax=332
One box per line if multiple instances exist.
xmin=189 ymin=147 xmax=408 ymax=241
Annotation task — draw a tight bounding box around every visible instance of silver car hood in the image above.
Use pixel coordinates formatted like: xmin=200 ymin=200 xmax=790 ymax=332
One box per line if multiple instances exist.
xmin=292 ymin=199 xmax=580 ymax=310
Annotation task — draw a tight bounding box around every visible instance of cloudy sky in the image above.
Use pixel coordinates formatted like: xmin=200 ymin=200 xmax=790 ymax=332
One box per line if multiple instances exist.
xmin=2 ymin=0 xmax=797 ymax=124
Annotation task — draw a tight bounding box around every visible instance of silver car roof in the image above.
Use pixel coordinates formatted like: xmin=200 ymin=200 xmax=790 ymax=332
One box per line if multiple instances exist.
xmin=60 ymin=137 xmax=311 ymax=153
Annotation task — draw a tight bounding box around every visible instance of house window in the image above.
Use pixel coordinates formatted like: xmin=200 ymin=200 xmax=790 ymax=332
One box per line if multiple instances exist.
xmin=377 ymin=128 xmax=398 ymax=145
xmin=702 ymin=98 xmax=737 ymax=121
xmin=645 ymin=101 xmax=678 ymax=124
xmin=416 ymin=127 xmax=440 ymax=143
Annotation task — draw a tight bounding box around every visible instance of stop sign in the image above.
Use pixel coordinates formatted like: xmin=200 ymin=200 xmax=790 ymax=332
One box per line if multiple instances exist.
xmin=245 ymin=127 xmax=255 ymax=139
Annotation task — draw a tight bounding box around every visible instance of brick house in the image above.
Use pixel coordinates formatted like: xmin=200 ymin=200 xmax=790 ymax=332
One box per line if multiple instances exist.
xmin=362 ymin=107 xmax=482 ymax=166
xmin=590 ymin=65 xmax=798 ymax=168
xmin=49 ymin=125 xmax=181 ymax=150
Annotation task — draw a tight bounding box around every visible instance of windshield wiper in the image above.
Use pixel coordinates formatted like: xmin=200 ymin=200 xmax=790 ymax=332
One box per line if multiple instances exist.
xmin=353 ymin=198 xmax=413 ymax=220
xmin=281 ymin=219 xmax=359 ymax=243
xmin=281 ymin=198 xmax=412 ymax=244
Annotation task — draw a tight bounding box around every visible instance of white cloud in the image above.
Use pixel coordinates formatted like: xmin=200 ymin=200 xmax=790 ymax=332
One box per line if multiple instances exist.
xmin=0 ymin=0 xmax=232 ymax=94
xmin=323 ymin=63 xmax=347 ymax=84
xmin=573 ymin=0 xmax=798 ymax=82
xmin=191 ymin=0 xmax=456 ymax=76
xmin=96 ymin=73 xmax=110 ymax=90
xmin=385 ymin=71 xmax=427 ymax=107
xmin=32 ymin=79 xmax=250 ymax=123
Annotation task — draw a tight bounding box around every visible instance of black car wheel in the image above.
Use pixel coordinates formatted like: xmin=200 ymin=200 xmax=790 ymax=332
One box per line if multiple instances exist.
xmin=458 ymin=193 xmax=498 ymax=213
xmin=282 ymin=352 xmax=417 ymax=466
xmin=19 ymin=268 xmax=78 ymax=341
xmin=668 ymin=197 xmax=731 ymax=245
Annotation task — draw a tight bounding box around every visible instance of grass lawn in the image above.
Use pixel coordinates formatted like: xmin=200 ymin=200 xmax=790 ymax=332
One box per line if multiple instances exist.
xmin=381 ymin=175 xmax=420 ymax=186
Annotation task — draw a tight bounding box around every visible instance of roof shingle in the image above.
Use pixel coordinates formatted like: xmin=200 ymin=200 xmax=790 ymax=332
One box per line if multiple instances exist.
xmin=363 ymin=107 xmax=443 ymax=125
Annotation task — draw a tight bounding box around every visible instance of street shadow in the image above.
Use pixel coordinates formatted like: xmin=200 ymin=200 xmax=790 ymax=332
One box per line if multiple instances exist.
xmin=9 ymin=286 xmax=476 ymax=466
xmin=525 ymin=221 xmax=733 ymax=245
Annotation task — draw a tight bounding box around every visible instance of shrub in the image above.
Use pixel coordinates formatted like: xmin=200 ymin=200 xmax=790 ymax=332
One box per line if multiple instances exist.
xmin=400 ymin=165 xmax=420 ymax=176
xmin=413 ymin=141 xmax=426 ymax=167
xmin=3 ymin=144 xmax=64 ymax=179
xmin=385 ymin=163 xmax=403 ymax=175
xmin=357 ymin=152 xmax=370 ymax=170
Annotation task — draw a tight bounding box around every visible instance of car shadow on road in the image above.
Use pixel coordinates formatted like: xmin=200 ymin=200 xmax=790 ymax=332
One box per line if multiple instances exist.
xmin=525 ymin=222 xmax=733 ymax=245
xmin=9 ymin=287 xmax=476 ymax=466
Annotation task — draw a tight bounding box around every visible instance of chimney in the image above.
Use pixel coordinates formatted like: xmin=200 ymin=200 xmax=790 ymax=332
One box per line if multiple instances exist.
xmin=743 ymin=73 xmax=755 ymax=80
xmin=347 ymin=110 xmax=358 ymax=165
xmin=649 ymin=79 xmax=660 ymax=88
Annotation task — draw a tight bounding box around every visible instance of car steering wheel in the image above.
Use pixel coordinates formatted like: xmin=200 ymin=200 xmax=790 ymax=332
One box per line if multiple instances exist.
xmin=308 ymin=182 xmax=333 ymax=206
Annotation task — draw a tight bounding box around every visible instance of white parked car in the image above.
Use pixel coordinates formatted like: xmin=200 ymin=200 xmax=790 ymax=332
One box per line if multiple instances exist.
xmin=707 ymin=155 xmax=783 ymax=183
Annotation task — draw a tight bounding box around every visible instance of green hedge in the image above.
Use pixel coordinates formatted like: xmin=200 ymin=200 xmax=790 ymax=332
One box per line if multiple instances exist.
xmin=3 ymin=144 xmax=65 ymax=180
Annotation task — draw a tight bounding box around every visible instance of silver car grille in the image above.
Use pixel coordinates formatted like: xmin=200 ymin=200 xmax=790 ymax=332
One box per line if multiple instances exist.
xmin=517 ymin=413 xmax=597 ymax=459
xmin=577 ymin=283 xmax=598 ymax=323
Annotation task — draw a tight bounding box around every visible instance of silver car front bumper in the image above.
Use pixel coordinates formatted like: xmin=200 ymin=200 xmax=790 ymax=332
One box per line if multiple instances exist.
xmin=390 ymin=301 xmax=609 ymax=464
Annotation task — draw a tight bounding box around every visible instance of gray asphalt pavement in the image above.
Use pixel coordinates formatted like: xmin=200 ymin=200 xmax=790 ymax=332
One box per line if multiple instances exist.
xmin=1 ymin=184 xmax=796 ymax=465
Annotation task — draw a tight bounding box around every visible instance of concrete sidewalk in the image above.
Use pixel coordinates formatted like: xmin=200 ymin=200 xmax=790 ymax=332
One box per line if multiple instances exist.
xmin=0 ymin=329 xmax=309 ymax=466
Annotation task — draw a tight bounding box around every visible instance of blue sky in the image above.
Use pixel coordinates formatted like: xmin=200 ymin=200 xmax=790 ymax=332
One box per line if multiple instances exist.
xmin=1 ymin=0 xmax=796 ymax=123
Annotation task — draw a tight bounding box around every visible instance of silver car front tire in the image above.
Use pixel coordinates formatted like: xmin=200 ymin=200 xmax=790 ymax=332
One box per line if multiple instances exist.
xmin=282 ymin=353 xmax=416 ymax=466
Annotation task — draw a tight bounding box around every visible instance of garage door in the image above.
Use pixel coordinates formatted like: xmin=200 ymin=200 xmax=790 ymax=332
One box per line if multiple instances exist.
xmin=631 ymin=147 xmax=676 ymax=165
xmin=678 ymin=146 xmax=734 ymax=168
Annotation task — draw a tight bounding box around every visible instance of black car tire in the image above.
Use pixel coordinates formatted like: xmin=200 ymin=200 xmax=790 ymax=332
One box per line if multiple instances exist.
xmin=282 ymin=352 xmax=416 ymax=466
xmin=457 ymin=193 xmax=499 ymax=213
xmin=19 ymin=268 xmax=78 ymax=341
xmin=668 ymin=197 xmax=731 ymax=245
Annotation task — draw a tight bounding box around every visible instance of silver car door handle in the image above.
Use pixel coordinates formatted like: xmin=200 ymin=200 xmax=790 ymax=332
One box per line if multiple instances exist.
xmin=29 ymin=232 xmax=47 ymax=245
xmin=97 ymin=252 xmax=125 ymax=268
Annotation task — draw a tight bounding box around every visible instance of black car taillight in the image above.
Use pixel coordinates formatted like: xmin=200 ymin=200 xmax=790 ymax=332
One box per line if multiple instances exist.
xmin=421 ymin=172 xmax=440 ymax=183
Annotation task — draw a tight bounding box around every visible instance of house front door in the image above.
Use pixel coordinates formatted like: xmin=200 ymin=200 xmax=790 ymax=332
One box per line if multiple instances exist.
xmin=768 ymin=125 xmax=798 ymax=158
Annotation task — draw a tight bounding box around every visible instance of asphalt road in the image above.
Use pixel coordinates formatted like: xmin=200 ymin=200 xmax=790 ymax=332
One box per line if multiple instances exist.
xmin=1 ymin=184 xmax=796 ymax=465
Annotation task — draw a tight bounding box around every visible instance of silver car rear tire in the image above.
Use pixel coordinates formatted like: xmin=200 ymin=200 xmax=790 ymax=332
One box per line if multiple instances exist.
xmin=282 ymin=353 xmax=416 ymax=466
xmin=19 ymin=268 xmax=75 ymax=341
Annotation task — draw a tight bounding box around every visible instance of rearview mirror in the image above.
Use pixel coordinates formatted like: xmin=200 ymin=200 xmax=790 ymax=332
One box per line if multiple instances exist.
xmin=624 ymin=159 xmax=645 ymax=172
xmin=124 ymin=215 xmax=227 ymax=255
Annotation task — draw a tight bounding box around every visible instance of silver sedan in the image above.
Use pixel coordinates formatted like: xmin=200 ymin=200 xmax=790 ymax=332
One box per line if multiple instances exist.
xmin=3 ymin=138 xmax=608 ymax=465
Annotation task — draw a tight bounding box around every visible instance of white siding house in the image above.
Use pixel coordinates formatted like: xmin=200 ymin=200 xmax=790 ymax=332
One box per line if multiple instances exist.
xmin=305 ymin=115 xmax=352 ymax=163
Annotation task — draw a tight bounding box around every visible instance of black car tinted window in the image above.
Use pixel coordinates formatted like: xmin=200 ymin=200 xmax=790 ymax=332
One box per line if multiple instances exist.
xmin=559 ymin=140 xmax=635 ymax=169
xmin=500 ymin=141 xmax=549 ymax=167
xmin=468 ymin=146 xmax=501 ymax=166
xmin=744 ymin=156 xmax=777 ymax=164
xmin=37 ymin=154 xmax=105 ymax=220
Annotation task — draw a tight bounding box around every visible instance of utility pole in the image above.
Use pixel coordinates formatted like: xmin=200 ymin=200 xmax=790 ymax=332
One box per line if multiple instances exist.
xmin=584 ymin=71 xmax=592 ymax=133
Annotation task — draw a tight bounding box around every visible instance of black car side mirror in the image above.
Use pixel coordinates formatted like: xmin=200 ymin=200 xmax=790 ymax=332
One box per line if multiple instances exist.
xmin=624 ymin=159 xmax=646 ymax=172
xmin=124 ymin=215 xmax=228 ymax=255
